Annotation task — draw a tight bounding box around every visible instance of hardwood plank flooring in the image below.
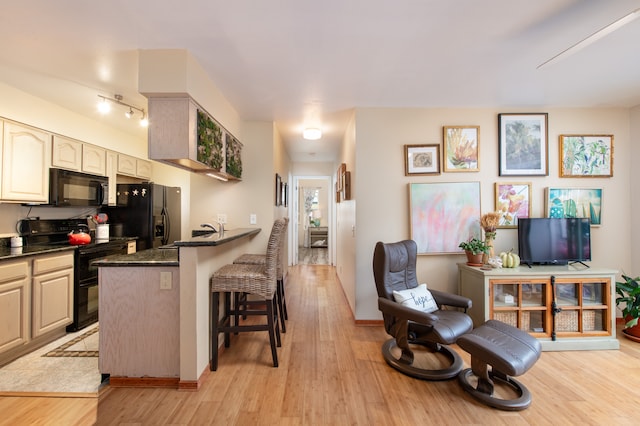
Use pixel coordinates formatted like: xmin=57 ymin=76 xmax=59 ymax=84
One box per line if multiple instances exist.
xmin=1 ymin=264 xmax=639 ymax=425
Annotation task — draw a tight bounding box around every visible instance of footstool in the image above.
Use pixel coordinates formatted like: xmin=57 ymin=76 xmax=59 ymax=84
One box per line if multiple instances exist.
xmin=457 ymin=319 xmax=542 ymax=411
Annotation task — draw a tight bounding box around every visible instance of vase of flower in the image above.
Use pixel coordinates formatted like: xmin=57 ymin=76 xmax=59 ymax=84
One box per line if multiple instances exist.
xmin=480 ymin=212 xmax=501 ymax=265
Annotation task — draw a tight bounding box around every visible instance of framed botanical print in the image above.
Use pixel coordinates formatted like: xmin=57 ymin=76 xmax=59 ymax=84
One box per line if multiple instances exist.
xmin=559 ymin=135 xmax=613 ymax=177
xmin=498 ymin=113 xmax=548 ymax=176
xmin=546 ymin=187 xmax=603 ymax=226
xmin=443 ymin=126 xmax=479 ymax=172
xmin=494 ymin=182 xmax=532 ymax=228
xmin=405 ymin=144 xmax=440 ymax=175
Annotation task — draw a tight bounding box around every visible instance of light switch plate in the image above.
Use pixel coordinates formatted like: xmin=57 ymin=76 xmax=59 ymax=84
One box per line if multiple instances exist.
xmin=217 ymin=214 xmax=227 ymax=224
xmin=250 ymin=214 xmax=257 ymax=225
xmin=160 ymin=271 xmax=172 ymax=290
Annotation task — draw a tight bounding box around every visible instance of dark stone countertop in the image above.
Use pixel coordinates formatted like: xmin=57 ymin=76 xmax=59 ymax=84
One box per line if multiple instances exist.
xmin=173 ymin=227 xmax=261 ymax=247
xmin=0 ymin=244 xmax=77 ymax=261
xmin=95 ymin=247 xmax=179 ymax=267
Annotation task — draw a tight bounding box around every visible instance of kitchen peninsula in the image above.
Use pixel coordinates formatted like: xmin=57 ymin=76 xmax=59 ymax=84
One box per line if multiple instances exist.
xmin=97 ymin=227 xmax=260 ymax=389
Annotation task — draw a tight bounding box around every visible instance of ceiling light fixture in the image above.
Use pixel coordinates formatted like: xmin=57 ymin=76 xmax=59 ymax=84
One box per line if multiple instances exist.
xmin=97 ymin=94 xmax=148 ymax=127
xmin=303 ymin=127 xmax=322 ymax=140
xmin=538 ymin=8 xmax=640 ymax=69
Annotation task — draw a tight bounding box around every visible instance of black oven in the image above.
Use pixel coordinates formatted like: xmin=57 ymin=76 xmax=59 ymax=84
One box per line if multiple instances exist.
xmin=70 ymin=240 xmax=129 ymax=331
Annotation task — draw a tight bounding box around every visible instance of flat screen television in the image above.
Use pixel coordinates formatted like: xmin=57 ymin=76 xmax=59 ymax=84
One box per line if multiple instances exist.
xmin=517 ymin=218 xmax=591 ymax=266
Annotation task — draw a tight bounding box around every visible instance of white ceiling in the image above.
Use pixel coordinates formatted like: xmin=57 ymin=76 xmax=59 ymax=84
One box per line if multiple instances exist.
xmin=1 ymin=1 xmax=639 ymax=163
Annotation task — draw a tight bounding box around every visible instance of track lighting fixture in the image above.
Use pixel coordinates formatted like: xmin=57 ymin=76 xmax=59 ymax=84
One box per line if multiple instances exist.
xmin=97 ymin=94 xmax=148 ymax=127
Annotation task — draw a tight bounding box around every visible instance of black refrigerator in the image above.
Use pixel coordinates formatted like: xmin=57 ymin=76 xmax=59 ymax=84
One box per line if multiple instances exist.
xmin=102 ymin=183 xmax=181 ymax=251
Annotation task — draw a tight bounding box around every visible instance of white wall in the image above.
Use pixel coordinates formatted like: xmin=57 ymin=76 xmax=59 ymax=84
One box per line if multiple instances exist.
xmin=353 ymin=107 xmax=632 ymax=320
xmin=630 ymin=105 xmax=640 ymax=271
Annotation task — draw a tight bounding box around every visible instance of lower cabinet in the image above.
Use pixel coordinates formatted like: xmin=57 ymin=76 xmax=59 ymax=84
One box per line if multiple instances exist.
xmin=31 ymin=253 xmax=74 ymax=338
xmin=0 ymin=260 xmax=30 ymax=354
xmin=458 ymin=263 xmax=619 ymax=351
xmin=0 ymin=251 xmax=74 ymax=366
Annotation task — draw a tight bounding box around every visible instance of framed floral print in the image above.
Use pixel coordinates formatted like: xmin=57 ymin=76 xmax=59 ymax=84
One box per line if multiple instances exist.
xmin=559 ymin=135 xmax=613 ymax=177
xmin=498 ymin=113 xmax=548 ymax=176
xmin=443 ymin=126 xmax=479 ymax=172
xmin=495 ymin=182 xmax=532 ymax=228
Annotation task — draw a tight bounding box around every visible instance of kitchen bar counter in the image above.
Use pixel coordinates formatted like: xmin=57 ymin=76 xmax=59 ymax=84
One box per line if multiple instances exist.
xmin=98 ymin=225 xmax=262 ymax=389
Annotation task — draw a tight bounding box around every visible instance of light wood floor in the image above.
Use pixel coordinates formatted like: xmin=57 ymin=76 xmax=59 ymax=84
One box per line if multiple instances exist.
xmin=1 ymin=264 xmax=640 ymax=425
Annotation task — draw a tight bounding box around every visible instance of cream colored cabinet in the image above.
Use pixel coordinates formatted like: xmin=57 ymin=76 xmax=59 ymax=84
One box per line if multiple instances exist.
xmin=1 ymin=121 xmax=51 ymax=203
xmin=82 ymin=144 xmax=106 ymax=176
xmin=0 ymin=260 xmax=30 ymax=355
xmin=52 ymin=135 xmax=82 ymax=171
xmin=52 ymin=136 xmax=106 ymax=176
xmin=106 ymin=150 xmax=118 ymax=205
xmin=117 ymin=153 xmax=137 ymax=176
xmin=31 ymin=252 xmax=74 ymax=338
xmin=136 ymin=159 xmax=152 ymax=180
xmin=458 ymin=263 xmax=618 ymax=351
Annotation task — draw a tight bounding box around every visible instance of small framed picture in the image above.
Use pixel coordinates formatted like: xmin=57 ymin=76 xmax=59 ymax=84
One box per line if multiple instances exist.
xmin=559 ymin=135 xmax=613 ymax=177
xmin=443 ymin=126 xmax=479 ymax=172
xmin=494 ymin=182 xmax=532 ymax=228
xmin=498 ymin=113 xmax=548 ymax=176
xmin=405 ymin=144 xmax=440 ymax=175
xmin=546 ymin=187 xmax=603 ymax=226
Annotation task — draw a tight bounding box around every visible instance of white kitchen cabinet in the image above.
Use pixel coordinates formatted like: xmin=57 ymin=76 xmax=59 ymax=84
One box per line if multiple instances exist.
xmin=0 ymin=260 xmax=30 ymax=355
xmin=1 ymin=121 xmax=51 ymax=203
xmin=136 ymin=159 xmax=152 ymax=180
xmin=106 ymin=150 xmax=118 ymax=205
xmin=52 ymin=135 xmax=82 ymax=171
xmin=82 ymin=144 xmax=106 ymax=176
xmin=117 ymin=153 xmax=137 ymax=176
xmin=31 ymin=252 xmax=74 ymax=338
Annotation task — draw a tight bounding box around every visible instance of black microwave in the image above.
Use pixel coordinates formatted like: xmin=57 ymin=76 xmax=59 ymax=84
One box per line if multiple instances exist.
xmin=49 ymin=168 xmax=109 ymax=207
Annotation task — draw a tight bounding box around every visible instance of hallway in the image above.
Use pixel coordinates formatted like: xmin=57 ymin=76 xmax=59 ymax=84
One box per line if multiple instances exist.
xmin=297 ymin=247 xmax=329 ymax=265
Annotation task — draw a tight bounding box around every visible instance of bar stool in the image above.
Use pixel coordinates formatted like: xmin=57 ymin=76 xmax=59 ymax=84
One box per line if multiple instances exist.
xmin=234 ymin=217 xmax=289 ymax=332
xmin=209 ymin=218 xmax=286 ymax=370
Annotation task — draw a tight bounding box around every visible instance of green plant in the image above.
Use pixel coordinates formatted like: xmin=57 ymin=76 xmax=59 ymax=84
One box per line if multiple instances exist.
xmin=458 ymin=237 xmax=489 ymax=255
xmin=616 ymin=274 xmax=640 ymax=329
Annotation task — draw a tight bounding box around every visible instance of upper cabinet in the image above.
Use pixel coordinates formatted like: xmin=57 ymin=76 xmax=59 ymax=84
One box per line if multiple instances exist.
xmin=1 ymin=121 xmax=51 ymax=203
xmin=147 ymin=96 xmax=242 ymax=181
xmin=117 ymin=154 xmax=151 ymax=179
xmin=52 ymin=136 xmax=106 ymax=176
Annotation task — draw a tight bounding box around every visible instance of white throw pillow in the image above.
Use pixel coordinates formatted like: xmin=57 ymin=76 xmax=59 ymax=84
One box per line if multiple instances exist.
xmin=393 ymin=283 xmax=438 ymax=314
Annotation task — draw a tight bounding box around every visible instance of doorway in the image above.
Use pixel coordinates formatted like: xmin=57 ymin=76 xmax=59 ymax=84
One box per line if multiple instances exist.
xmin=293 ymin=176 xmax=332 ymax=265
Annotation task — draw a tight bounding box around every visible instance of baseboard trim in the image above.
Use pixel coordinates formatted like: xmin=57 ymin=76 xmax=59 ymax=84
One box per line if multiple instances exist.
xmin=108 ymin=376 xmax=180 ymax=389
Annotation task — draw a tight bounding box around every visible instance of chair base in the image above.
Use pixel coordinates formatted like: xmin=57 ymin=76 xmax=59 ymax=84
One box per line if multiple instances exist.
xmin=381 ymin=338 xmax=463 ymax=381
xmin=458 ymin=368 xmax=532 ymax=411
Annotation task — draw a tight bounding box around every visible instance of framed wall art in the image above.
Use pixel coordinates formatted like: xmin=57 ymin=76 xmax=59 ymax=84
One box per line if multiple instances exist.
xmin=409 ymin=182 xmax=481 ymax=254
xmin=275 ymin=173 xmax=282 ymax=206
xmin=443 ymin=126 xmax=479 ymax=172
xmin=546 ymin=187 xmax=603 ymax=226
xmin=559 ymin=134 xmax=613 ymax=177
xmin=498 ymin=113 xmax=548 ymax=176
xmin=405 ymin=144 xmax=440 ymax=175
xmin=494 ymin=182 xmax=532 ymax=228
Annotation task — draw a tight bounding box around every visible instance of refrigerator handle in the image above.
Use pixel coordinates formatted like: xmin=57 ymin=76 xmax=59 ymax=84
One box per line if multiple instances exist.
xmin=161 ymin=206 xmax=170 ymax=245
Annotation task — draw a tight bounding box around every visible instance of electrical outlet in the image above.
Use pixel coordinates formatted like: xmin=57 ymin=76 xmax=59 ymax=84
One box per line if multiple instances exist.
xmin=160 ymin=271 xmax=172 ymax=290
xmin=250 ymin=214 xmax=257 ymax=225
xmin=217 ymin=213 xmax=227 ymax=224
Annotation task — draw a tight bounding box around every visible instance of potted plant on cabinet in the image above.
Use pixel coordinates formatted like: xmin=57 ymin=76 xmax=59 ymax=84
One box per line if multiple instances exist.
xmin=458 ymin=238 xmax=489 ymax=267
xmin=615 ymin=274 xmax=640 ymax=341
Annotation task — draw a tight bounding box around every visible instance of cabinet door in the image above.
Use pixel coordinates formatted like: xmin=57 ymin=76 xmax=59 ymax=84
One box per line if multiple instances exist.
xmin=2 ymin=122 xmax=51 ymax=202
xmin=82 ymin=144 xmax=107 ymax=176
xmin=553 ymin=278 xmax=610 ymax=336
xmin=52 ymin=135 xmax=82 ymax=171
xmin=0 ymin=260 xmax=30 ymax=354
xmin=117 ymin=154 xmax=137 ymax=176
xmin=136 ymin=159 xmax=152 ymax=179
xmin=490 ymin=279 xmax=550 ymax=336
xmin=32 ymin=267 xmax=74 ymax=337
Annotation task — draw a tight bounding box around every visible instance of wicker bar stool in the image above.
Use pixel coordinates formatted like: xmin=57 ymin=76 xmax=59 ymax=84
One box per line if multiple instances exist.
xmin=209 ymin=218 xmax=286 ymax=370
xmin=234 ymin=217 xmax=289 ymax=332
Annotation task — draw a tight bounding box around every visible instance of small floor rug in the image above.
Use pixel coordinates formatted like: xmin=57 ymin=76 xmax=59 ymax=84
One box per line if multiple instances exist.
xmin=43 ymin=326 xmax=99 ymax=358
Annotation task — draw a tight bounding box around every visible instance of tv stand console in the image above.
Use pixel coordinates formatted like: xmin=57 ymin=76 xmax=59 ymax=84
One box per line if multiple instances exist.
xmin=457 ymin=263 xmax=619 ymax=351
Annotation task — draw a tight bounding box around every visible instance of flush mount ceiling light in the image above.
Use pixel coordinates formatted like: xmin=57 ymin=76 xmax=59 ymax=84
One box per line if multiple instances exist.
xmin=97 ymin=94 xmax=148 ymax=127
xmin=538 ymin=8 xmax=640 ymax=69
xmin=303 ymin=127 xmax=322 ymax=140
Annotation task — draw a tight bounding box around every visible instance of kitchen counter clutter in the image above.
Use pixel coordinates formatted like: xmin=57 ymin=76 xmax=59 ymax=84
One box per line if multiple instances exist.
xmin=98 ymin=226 xmax=261 ymax=389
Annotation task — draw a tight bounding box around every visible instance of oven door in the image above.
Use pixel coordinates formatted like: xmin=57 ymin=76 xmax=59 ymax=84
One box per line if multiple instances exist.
xmin=70 ymin=242 xmax=129 ymax=331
